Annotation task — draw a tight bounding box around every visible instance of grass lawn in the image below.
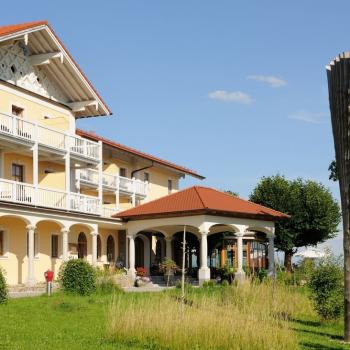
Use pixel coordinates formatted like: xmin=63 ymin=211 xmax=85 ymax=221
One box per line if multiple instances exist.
xmin=0 ymin=287 xmax=349 ymax=350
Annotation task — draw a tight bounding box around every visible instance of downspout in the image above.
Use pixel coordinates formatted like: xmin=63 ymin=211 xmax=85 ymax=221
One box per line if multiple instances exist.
xmin=131 ymin=161 xmax=154 ymax=178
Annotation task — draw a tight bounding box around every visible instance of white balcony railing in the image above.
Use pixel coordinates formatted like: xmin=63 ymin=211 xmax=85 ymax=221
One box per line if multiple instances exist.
xmin=0 ymin=113 xmax=100 ymax=162
xmin=0 ymin=178 xmax=103 ymax=216
xmin=77 ymin=169 xmax=148 ymax=197
xmin=102 ymin=206 xmax=119 ymax=218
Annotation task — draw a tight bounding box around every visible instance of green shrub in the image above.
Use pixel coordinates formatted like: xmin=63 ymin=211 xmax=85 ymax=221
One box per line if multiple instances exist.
xmin=202 ymin=280 xmax=216 ymax=288
xmin=308 ymin=257 xmax=343 ymax=320
xmin=221 ymin=280 xmax=230 ymax=287
xmin=0 ymin=267 xmax=8 ymax=303
xmin=257 ymin=268 xmax=268 ymax=282
xmin=59 ymin=259 xmax=96 ymax=295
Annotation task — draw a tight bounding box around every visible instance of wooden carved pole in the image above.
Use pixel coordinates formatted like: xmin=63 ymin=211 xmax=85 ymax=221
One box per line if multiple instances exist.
xmin=327 ymin=53 xmax=350 ymax=342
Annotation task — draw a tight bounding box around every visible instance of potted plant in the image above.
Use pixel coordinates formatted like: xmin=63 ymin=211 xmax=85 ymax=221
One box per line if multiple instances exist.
xmin=135 ymin=267 xmax=150 ymax=287
xmin=160 ymin=258 xmax=178 ymax=286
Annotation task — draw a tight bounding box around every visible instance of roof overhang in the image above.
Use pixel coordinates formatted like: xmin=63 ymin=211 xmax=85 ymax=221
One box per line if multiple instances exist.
xmin=0 ymin=21 xmax=111 ymax=118
xmin=116 ymin=208 xmax=289 ymax=222
xmin=77 ymin=129 xmax=205 ymax=179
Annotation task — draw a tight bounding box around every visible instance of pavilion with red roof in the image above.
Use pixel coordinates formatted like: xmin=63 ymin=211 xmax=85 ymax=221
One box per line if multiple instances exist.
xmin=115 ymin=186 xmax=289 ymax=283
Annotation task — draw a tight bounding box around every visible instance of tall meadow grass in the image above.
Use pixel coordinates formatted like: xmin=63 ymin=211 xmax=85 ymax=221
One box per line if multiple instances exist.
xmin=107 ymin=280 xmax=312 ymax=349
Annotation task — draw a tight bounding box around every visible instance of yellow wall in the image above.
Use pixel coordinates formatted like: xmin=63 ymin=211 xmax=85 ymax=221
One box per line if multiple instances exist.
xmin=3 ymin=153 xmax=66 ymax=190
xmin=0 ymin=85 xmax=75 ymax=132
xmin=0 ymin=216 xmax=121 ymax=285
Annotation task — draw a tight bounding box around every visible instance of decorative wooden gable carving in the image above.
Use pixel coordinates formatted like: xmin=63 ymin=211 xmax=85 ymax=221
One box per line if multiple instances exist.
xmin=0 ymin=41 xmax=68 ymax=102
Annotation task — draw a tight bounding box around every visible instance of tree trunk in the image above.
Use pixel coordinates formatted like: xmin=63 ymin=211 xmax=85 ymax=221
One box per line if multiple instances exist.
xmin=284 ymin=250 xmax=294 ymax=272
xmin=344 ymin=208 xmax=350 ymax=342
xmin=327 ymin=55 xmax=350 ymax=341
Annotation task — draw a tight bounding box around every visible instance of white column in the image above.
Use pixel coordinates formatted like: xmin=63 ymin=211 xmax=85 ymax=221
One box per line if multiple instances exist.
xmin=26 ymin=224 xmax=36 ymax=286
xmin=64 ymin=135 xmax=71 ymax=210
xmin=98 ymin=141 xmax=103 ymax=215
xmin=198 ymin=229 xmax=210 ymax=284
xmin=235 ymin=232 xmax=245 ymax=282
xmin=268 ymin=236 xmax=275 ymax=276
xmin=127 ymin=234 xmax=136 ymax=278
xmin=165 ymin=237 xmax=172 ymax=260
xmin=92 ymin=232 xmax=98 ymax=266
xmin=61 ymin=228 xmax=69 ymax=261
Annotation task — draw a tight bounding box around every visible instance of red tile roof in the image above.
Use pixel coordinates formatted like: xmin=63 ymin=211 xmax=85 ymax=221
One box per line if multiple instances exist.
xmin=0 ymin=21 xmax=111 ymax=115
xmin=115 ymin=186 xmax=289 ymax=221
xmin=76 ymin=129 xmax=205 ymax=179
xmin=0 ymin=21 xmax=48 ymax=37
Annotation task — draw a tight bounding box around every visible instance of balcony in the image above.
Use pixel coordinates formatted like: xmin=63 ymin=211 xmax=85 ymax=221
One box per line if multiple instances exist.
xmin=78 ymin=169 xmax=148 ymax=197
xmin=0 ymin=112 xmax=100 ymax=162
xmin=102 ymin=206 xmax=119 ymax=218
xmin=0 ymin=178 xmax=103 ymax=216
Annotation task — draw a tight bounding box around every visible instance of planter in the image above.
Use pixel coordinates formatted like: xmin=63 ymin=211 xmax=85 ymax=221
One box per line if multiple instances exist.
xmin=163 ymin=270 xmax=175 ymax=285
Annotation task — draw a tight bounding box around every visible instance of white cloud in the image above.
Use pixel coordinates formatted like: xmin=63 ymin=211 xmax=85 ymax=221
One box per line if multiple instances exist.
xmin=289 ymin=110 xmax=328 ymax=124
xmin=247 ymin=75 xmax=287 ymax=88
xmin=208 ymin=90 xmax=253 ymax=104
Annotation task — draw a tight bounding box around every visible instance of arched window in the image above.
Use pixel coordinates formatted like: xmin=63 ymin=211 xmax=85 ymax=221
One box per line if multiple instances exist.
xmin=107 ymin=235 xmax=115 ymax=262
xmin=78 ymin=232 xmax=87 ymax=259
xmin=97 ymin=235 xmax=102 ymax=260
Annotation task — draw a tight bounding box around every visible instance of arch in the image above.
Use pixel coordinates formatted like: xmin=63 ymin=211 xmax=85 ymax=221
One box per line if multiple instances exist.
xmin=208 ymin=223 xmax=240 ymax=235
xmin=78 ymin=232 xmax=87 ymax=259
xmin=34 ymin=219 xmax=64 ymax=229
xmin=97 ymin=235 xmax=102 ymax=260
xmin=172 ymin=231 xmax=199 ymax=275
xmin=135 ymin=233 xmax=151 ymax=272
xmin=69 ymin=222 xmax=95 ymax=233
xmin=246 ymin=226 xmax=273 ymax=236
xmin=0 ymin=214 xmax=32 ymax=226
xmin=107 ymin=235 xmax=115 ymax=263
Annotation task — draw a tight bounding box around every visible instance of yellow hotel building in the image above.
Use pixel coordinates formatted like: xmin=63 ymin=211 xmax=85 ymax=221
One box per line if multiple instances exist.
xmin=0 ymin=21 xmax=204 ymax=285
xmin=0 ymin=21 xmax=285 ymax=286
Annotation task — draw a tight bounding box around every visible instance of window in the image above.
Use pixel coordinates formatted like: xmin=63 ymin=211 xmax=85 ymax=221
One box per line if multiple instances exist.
xmin=51 ymin=235 xmax=58 ymax=258
xmin=107 ymin=235 xmax=115 ymax=262
xmin=12 ymin=164 xmax=24 ymax=182
xmin=97 ymin=235 xmax=101 ymax=260
xmin=0 ymin=230 xmax=4 ymax=256
xmin=168 ymin=179 xmax=173 ymax=194
xmin=119 ymin=168 xmax=127 ymax=177
xmin=144 ymin=172 xmax=150 ymax=182
xmin=78 ymin=232 xmax=87 ymax=259
xmin=11 ymin=105 xmax=24 ymax=117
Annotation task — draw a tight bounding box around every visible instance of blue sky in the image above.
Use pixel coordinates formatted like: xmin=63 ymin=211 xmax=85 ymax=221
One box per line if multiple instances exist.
xmin=0 ymin=1 xmax=347 ymax=253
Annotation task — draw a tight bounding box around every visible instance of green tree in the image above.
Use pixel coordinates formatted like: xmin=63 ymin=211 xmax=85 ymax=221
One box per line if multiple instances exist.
xmin=250 ymin=175 xmax=341 ymax=271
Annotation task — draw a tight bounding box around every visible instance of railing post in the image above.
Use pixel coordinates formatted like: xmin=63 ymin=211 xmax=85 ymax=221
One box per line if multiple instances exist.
xmin=12 ymin=115 xmax=16 ymax=136
xmin=64 ymin=134 xmax=71 ymax=210
xmin=97 ymin=141 xmax=103 ymax=215
xmin=32 ymin=122 xmax=39 ymax=206
xmin=132 ymin=177 xmax=136 ymax=207
xmin=115 ymin=175 xmax=120 ymax=212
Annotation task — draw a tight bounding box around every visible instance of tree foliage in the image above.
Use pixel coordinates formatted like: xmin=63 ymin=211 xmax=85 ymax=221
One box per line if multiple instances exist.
xmin=308 ymin=255 xmax=343 ymax=320
xmin=0 ymin=267 xmax=8 ymax=303
xmin=59 ymin=259 xmax=96 ymax=295
xmin=328 ymin=160 xmax=338 ymax=181
xmin=250 ymin=175 xmax=341 ymax=270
